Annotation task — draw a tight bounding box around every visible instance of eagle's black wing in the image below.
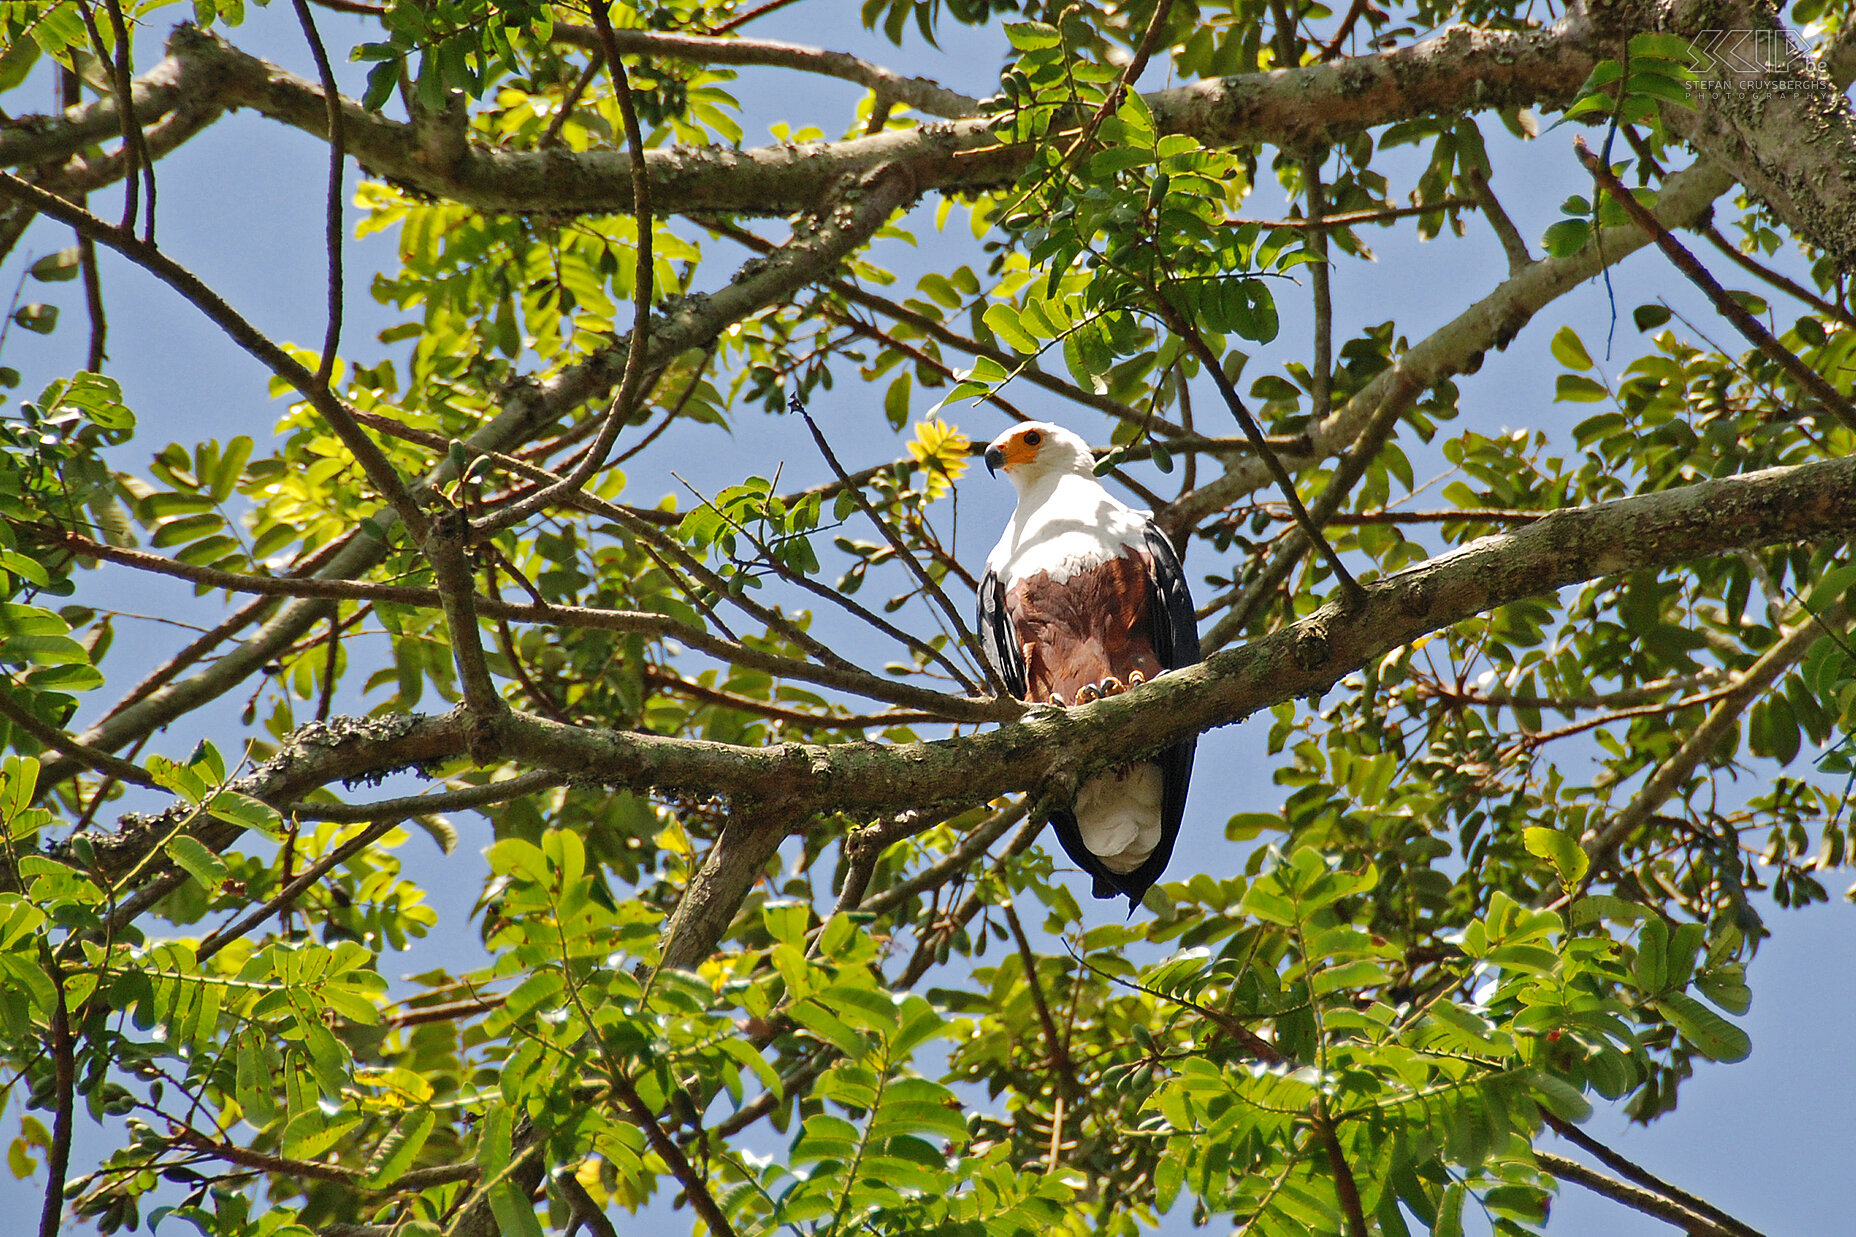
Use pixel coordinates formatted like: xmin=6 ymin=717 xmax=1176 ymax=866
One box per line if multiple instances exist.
xmin=1074 ymin=523 xmax=1202 ymax=907
xmin=977 ymin=568 xmax=1027 ymax=699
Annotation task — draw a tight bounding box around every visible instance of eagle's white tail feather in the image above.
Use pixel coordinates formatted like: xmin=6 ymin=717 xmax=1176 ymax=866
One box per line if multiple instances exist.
xmin=1075 ymin=764 xmax=1165 ymax=873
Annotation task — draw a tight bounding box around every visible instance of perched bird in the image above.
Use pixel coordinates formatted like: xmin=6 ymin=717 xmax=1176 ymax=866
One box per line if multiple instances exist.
xmin=978 ymin=421 xmax=1202 ymax=906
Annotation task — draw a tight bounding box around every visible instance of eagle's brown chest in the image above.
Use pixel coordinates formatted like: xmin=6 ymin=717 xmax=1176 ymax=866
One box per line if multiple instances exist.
xmin=1006 ymin=550 xmax=1162 ymax=704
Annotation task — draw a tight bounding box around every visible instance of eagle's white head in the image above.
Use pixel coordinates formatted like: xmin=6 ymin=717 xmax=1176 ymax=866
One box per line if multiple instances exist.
xmin=982 ymin=422 xmax=1096 ymax=496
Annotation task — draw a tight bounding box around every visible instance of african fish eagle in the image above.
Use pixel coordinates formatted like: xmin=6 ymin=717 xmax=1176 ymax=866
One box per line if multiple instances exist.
xmin=977 ymin=421 xmax=1202 ymax=906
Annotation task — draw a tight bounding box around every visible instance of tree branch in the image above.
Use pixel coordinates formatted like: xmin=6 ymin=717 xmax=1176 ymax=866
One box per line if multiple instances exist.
xmin=3 ymin=23 xmax=1589 ymax=215
xmin=548 ymin=22 xmax=980 ymax=119
xmin=1537 ymin=1151 xmax=1753 ymax=1237
xmin=1544 ymin=1114 xmax=1767 ymax=1237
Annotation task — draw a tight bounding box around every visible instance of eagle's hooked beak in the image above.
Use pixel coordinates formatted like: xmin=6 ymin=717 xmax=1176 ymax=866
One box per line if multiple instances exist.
xmin=984 ymin=444 xmax=1005 ymax=477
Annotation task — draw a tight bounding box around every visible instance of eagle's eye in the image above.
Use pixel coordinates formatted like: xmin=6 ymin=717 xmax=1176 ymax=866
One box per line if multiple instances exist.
xmin=1025 ymin=431 xmax=1042 ymax=445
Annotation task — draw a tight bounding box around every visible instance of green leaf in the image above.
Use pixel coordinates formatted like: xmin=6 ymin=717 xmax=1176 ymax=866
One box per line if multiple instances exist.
xmin=1004 ymin=21 xmax=1061 ymax=49
xmin=1656 ymin=991 xmax=1751 ymax=1062
xmin=1523 ymin=826 xmax=1589 ymax=889
xmin=28 ymin=250 xmax=81 ymax=283
xmin=1633 ymin=304 xmax=1672 ymax=331
xmin=166 ymin=836 xmax=228 ymax=893
xmin=12 ymin=304 xmax=56 ymax=334
xmin=1549 ymin=326 xmax=1593 ymax=370
xmin=1542 ymin=218 xmax=1591 ymax=258
xmin=363 ymin=1108 xmax=435 ymax=1189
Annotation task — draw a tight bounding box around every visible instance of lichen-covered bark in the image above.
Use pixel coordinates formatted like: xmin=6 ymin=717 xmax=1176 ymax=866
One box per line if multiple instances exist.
xmin=3 ymin=23 xmax=1592 ymax=217
xmin=1652 ymin=0 xmax=1856 ymax=269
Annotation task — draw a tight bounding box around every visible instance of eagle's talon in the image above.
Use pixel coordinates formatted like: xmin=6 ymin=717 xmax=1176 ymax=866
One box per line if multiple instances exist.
xmin=1099 ymin=676 xmax=1126 ymax=696
xmin=1076 ymin=683 xmax=1102 ymax=704
xmin=1128 ymin=670 xmax=1146 ymax=687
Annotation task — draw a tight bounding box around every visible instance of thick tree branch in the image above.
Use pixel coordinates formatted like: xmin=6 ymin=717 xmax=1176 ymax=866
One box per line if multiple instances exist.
xmin=66 ymin=446 xmax=1856 ymax=902
xmin=2 ymin=23 xmax=1590 ymax=215
xmin=1652 ymin=0 xmax=1856 ymax=271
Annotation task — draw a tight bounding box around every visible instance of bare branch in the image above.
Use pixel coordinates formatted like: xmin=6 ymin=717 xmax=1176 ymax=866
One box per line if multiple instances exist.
xmin=1544 ymin=1115 xmax=1767 ymax=1237
xmin=549 ymin=22 xmax=980 ymax=119
xmin=1702 ymin=225 xmax=1856 ymax=331
xmin=1537 ymin=1151 xmax=1753 ymax=1237
xmin=1574 ymin=135 xmax=1856 ymax=433
xmin=478 ymin=3 xmax=656 ymax=534
xmin=1466 ymin=165 xmax=1532 ymax=274
xmin=289 ymin=0 xmax=346 ymax=386
xmin=1583 ymin=595 xmax=1853 ymax=873
xmin=791 ymin=395 xmax=1005 ymax=695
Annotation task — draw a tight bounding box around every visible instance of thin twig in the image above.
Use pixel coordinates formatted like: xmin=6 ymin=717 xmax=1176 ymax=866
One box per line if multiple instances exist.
xmin=706 ymin=218 xmax=1172 ymax=436
xmin=646 ymin=665 xmax=943 ymax=729
xmin=791 ymin=395 xmax=1005 ymax=695
xmin=541 ymin=56 xmax=603 ymax=148
xmin=315 ymin=612 xmax=339 ymax=722
xmin=279 ymin=769 xmax=563 ymax=824
xmin=55 ymin=528 xmax=1009 ymax=720
xmin=1702 ymin=225 xmax=1856 ymax=331
xmin=1465 ymin=166 xmax=1531 ymax=274
xmin=1320 ymin=0 xmax=1372 ymax=59
xmin=1581 ymin=595 xmax=1851 ymax=875
xmin=1228 ymin=198 xmax=1478 ymax=230
xmin=1157 ymin=298 xmax=1364 ymax=607
xmin=854 ymin=802 xmax=1026 ymax=918
xmin=37 ymin=953 xmax=73 ymax=1237
xmin=195 ymin=818 xmax=398 ymax=964
xmin=1204 ymin=374 xmax=1418 ymax=648
xmin=610 ymin=1073 xmax=738 ymax=1237
xmin=1002 ymin=901 xmax=1074 ymax=1081
xmin=290 ymin=0 xmax=346 ymax=386
xmin=1573 ymin=137 xmax=1856 ymax=433
xmin=481 ymin=2 xmax=655 ymax=533
xmin=0 ymin=683 xmax=159 ymax=789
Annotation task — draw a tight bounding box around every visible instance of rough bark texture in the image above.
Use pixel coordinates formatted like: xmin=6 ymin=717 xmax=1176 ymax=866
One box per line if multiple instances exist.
xmin=1651 ymin=0 xmax=1856 ymax=269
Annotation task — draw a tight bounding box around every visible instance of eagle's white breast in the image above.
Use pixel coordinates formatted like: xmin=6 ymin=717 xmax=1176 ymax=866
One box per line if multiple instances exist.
xmin=986 ymin=472 xmax=1150 ymax=588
